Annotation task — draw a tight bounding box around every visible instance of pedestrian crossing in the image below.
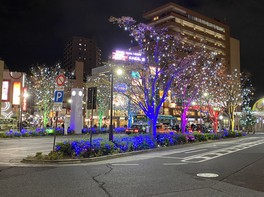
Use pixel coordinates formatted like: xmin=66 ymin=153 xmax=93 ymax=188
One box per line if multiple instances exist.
xmin=180 ymin=138 xmax=264 ymax=163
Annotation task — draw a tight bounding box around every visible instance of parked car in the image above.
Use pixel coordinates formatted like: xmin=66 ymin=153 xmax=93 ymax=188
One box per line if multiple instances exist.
xmin=156 ymin=123 xmax=177 ymax=133
xmin=125 ymin=123 xmax=149 ymax=134
xmin=194 ymin=124 xmax=209 ymax=133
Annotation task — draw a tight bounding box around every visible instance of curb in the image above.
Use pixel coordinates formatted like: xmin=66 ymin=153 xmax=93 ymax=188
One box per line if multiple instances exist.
xmin=21 ymin=137 xmax=246 ymax=165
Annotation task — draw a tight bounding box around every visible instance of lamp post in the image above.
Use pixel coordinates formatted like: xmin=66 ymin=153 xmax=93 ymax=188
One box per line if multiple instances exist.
xmin=202 ymin=92 xmax=210 ymax=129
xmin=19 ymin=95 xmax=23 ymax=132
xmin=109 ymin=72 xmax=114 ymax=141
xmin=109 ymin=68 xmax=123 ymax=141
xmin=19 ymin=91 xmax=29 ymax=131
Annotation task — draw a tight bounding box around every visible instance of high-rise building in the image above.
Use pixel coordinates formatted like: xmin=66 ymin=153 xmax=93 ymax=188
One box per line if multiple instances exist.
xmin=63 ymin=37 xmax=101 ymax=77
xmin=143 ymin=2 xmax=240 ymax=72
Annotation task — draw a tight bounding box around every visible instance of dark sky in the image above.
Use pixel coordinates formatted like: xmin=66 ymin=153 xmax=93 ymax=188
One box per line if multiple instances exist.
xmin=1 ymin=0 xmax=264 ymax=99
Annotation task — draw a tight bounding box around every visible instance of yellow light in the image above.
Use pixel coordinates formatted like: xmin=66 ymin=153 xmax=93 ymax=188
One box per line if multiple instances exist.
xmin=13 ymin=82 xmax=21 ymax=105
xmin=116 ymin=68 xmax=123 ymax=75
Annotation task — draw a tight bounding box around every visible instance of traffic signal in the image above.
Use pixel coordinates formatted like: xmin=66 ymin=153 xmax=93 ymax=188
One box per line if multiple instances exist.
xmin=87 ymin=87 xmax=97 ymax=109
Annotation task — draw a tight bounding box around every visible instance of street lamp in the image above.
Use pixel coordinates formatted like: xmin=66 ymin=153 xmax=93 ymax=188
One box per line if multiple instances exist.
xmin=109 ymin=68 xmax=123 ymax=141
xmin=203 ymin=92 xmax=209 ymax=97
xmin=19 ymin=91 xmax=29 ymax=132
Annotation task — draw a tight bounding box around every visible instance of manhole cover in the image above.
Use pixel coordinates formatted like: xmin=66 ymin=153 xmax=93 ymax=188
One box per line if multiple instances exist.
xmin=197 ymin=173 xmax=219 ymax=178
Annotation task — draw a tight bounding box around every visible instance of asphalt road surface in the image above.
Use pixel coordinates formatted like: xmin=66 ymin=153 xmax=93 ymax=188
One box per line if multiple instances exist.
xmin=0 ymin=134 xmax=264 ymax=197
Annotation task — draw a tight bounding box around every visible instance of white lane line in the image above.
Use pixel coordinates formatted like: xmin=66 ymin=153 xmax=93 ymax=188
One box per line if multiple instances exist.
xmin=181 ymin=139 xmax=264 ymax=163
xmin=163 ymin=163 xmax=187 ymax=166
xmin=184 ymin=149 xmax=207 ymax=154
xmin=111 ymin=163 xmax=139 ymax=166
xmin=159 ymin=156 xmax=183 ymax=159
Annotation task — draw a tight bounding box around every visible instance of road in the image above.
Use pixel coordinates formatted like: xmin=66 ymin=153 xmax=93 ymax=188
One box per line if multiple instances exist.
xmin=0 ymin=134 xmax=264 ymax=196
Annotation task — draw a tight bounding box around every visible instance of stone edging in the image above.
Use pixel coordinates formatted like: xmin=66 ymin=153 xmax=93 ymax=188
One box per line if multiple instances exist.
xmin=21 ymin=137 xmax=244 ymax=164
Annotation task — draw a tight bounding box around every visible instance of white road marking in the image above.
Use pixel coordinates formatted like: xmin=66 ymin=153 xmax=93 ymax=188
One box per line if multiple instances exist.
xmin=111 ymin=163 xmax=139 ymax=166
xmin=184 ymin=149 xmax=207 ymax=154
xmin=181 ymin=139 xmax=264 ymax=163
xmin=159 ymin=156 xmax=183 ymax=159
xmin=197 ymin=173 xmax=219 ymax=178
xmin=163 ymin=163 xmax=187 ymax=166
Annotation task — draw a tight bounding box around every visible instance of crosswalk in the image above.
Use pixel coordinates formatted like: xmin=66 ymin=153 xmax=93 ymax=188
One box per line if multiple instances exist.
xmin=172 ymin=138 xmax=264 ymax=164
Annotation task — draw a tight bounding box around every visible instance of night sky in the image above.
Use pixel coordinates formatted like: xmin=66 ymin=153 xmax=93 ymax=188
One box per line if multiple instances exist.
xmin=1 ymin=0 xmax=264 ymax=99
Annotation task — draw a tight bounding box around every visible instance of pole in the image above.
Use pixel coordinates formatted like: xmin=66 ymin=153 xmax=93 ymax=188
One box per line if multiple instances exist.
xmin=19 ymin=104 xmax=22 ymax=132
xmin=109 ymin=73 xmax=114 ymax=141
xmin=90 ymin=89 xmax=94 ymax=147
xmin=53 ymin=111 xmax=58 ymax=151
xmin=128 ymin=99 xmax=132 ymax=128
xmin=19 ymin=94 xmax=23 ymax=132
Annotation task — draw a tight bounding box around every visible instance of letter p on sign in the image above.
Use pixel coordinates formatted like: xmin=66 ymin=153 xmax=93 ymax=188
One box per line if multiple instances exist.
xmin=54 ymin=90 xmax=64 ymax=102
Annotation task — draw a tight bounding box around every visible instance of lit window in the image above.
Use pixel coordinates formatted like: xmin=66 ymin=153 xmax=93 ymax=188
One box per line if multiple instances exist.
xmin=153 ymin=16 xmax=159 ymax=21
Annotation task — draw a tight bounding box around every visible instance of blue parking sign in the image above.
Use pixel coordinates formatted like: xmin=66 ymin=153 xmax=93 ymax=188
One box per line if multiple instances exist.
xmin=54 ymin=90 xmax=64 ymax=102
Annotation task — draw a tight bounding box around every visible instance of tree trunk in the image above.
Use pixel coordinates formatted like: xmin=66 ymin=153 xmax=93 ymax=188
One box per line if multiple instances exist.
xmin=213 ymin=112 xmax=219 ymax=133
xmin=150 ymin=117 xmax=157 ymax=139
xmin=43 ymin=110 xmax=49 ymax=127
xmin=98 ymin=110 xmax=103 ymax=128
xmin=181 ymin=108 xmax=188 ymax=133
xmin=229 ymin=107 xmax=235 ymax=131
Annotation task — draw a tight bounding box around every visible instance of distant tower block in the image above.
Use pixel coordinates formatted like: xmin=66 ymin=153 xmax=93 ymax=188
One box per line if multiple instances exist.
xmin=74 ymin=61 xmax=84 ymax=88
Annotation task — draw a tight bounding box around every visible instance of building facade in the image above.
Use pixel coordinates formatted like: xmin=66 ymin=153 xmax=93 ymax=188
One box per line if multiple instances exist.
xmin=0 ymin=60 xmax=27 ymax=130
xmin=63 ymin=37 xmax=101 ymax=77
xmin=142 ymin=3 xmax=241 ymax=128
xmin=143 ymin=2 xmax=240 ymax=72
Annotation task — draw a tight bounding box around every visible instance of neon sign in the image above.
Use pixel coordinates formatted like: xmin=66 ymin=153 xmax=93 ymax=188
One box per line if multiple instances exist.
xmin=112 ymin=50 xmax=145 ymax=62
xmin=2 ymin=80 xmax=10 ymax=101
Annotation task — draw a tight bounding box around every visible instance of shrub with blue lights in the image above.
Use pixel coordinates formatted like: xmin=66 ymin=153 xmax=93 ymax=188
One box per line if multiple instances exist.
xmin=114 ymin=135 xmax=156 ymax=152
xmin=56 ymin=138 xmax=116 ymax=158
xmin=53 ymin=130 xmax=246 ymax=159
xmin=0 ymin=126 xmax=126 ymax=138
xmin=2 ymin=127 xmax=63 ymax=138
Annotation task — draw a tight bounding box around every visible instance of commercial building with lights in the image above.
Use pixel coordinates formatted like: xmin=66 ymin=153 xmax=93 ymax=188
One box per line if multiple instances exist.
xmin=0 ymin=60 xmax=27 ymax=130
xmin=143 ymin=2 xmax=240 ymax=73
xmin=63 ymin=37 xmax=101 ymax=77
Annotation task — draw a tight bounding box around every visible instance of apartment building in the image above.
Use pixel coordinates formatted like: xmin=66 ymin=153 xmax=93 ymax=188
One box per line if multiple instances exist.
xmin=63 ymin=37 xmax=101 ymax=77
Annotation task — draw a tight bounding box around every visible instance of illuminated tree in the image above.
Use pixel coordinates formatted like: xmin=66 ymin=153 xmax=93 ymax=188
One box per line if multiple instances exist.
xmin=112 ymin=92 xmax=140 ymax=127
xmin=200 ymin=63 xmax=228 ymax=132
xmin=110 ymin=16 xmax=204 ymax=138
xmin=218 ymin=69 xmax=243 ymax=131
xmin=171 ymin=54 xmax=221 ymax=132
xmin=86 ymin=74 xmax=110 ymax=128
xmin=28 ymin=64 xmax=63 ymax=127
xmin=240 ymin=72 xmax=256 ymax=131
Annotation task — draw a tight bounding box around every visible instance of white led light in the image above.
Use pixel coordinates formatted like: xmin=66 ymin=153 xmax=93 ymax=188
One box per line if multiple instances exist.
xmin=72 ymin=91 xmax=76 ymax=96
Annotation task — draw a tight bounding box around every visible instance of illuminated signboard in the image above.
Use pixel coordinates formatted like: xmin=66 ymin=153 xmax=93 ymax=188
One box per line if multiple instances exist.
xmin=112 ymin=50 xmax=145 ymax=62
xmin=131 ymin=71 xmax=140 ymax=79
xmin=114 ymin=83 xmax=127 ymax=93
xmin=13 ymin=81 xmax=21 ymax=105
xmin=2 ymin=80 xmax=10 ymax=101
